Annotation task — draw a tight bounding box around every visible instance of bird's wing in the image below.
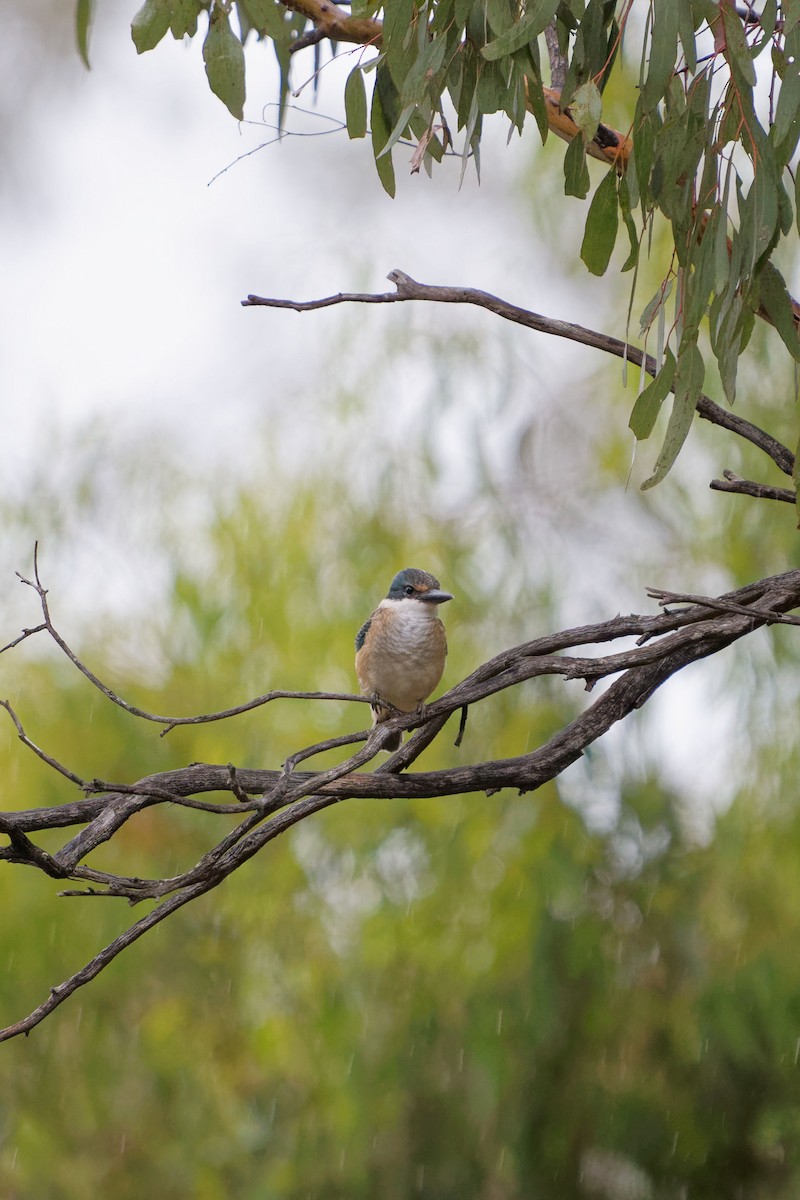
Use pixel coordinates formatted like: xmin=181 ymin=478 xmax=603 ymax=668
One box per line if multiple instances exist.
xmin=354 ymin=614 xmax=373 ymax=653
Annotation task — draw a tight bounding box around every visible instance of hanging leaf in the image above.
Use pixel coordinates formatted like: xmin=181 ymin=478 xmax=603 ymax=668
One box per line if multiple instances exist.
xmin=757 ymin=262 xmax=800 ymax=361
xmin=721 ymin=3 xmax=757 ymax=86
xmin=581 ymin=169 xmax=618 ymax=276
xmin=629 ymin=349 xmax=676 ymax=441
xmin=641 ymin=342 xmax=704 ymax=490
xmin=640 ymin=0 xmax=679 ymax=113
xmin=345 ymin=66 xmax=368 ymax=139
xmin=75 ymin=0 xmax=93 ymax=67
xmin=203 ymin=7 xmax=246 ymax=120
xmin=131 ymin=0 xmax=173 ymax=53
xmin=563 ymin=133 xmax=590 ymax=199
xmin=618 ymin=175 xmax=640 ymax=272
xmin=481 ymin=0 xmax=560 ymax=60
xmin=172 ymin=0 xmax=201 ymax=38
xmin=570 ymin=79 xmax=602 ymax=142
xmin=371 ymin=81 xmax=397 ymax=197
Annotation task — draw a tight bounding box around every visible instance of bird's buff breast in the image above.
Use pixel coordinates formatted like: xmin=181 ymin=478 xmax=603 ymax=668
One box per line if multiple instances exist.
xmin=357 ymin=604 xmax=447 ymax=711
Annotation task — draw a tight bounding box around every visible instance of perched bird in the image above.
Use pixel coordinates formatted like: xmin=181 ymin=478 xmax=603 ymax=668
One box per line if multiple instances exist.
xmin=355 ymin=567 xmax=453 ymax=751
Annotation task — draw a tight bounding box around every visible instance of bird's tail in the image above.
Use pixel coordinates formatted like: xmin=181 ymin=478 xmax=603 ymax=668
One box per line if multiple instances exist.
xmin=373 ymin=706 xmax=403 ymax=752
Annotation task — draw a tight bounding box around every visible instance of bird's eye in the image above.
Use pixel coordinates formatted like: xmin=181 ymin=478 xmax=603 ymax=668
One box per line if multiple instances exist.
xmin=404 ymin=585 xmax=415 ymax=596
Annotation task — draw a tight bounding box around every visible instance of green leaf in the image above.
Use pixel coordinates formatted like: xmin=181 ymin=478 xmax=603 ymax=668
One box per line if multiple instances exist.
xmin=560 ymin=0 xmax=609 ymax=106
xmin=618 ymin=176 xmax=640 ymax=272
xmin=629 ymin=349 xmax=676 ymax=440
xmin=639 ymin=279 xmax=672 ymax=338
xmin=203 ymin=7 xmax=246 ymax=120
xmin=400 ymin=34 xmax=448 ymax=106
xmin=676 ymin=0 xmax=696 ymax=72
xmin=172 ymin=0 xmax=201 ymax=38
xmin=771 ymin=29 xmax=800 ymax=165
xmin=632 ymin=105 xmax=656 ymax=216
xmin=480 ymin=0 xmax=560 ymax=60
xmin=485 ymin=0 xmax=515 ymax=36
xmin=760 ymin=0 xmax=778 ymax=36
xmin=570 ymin=79 xmax=602 ymax=142
xmin=681 ymin=214 xmax=717 ymax=338
xmin=721 ymin=3 xmax=756 ymax=86
xmin=563 ymin=133 xmax=590 ymax=199
xmin=131 ymin=0 xmax=173 ymax=53
xmin=640 ymin=0 xmax=679 ymax=113
xmin=581 ymin=170 xmax=618 ymax=276
xmin=371 ymin=81 xmax=397 ymax=197
xmin=238 ymin=0 xmax=285 ymax=38
xmin=377 ymin=102 xmax=416 ymax=157
xmin=383 ymin=0 xmax=416 ymax=84
xmin=741 ymin=158 xmax=779 ymax=269
xmin=642 ymin=342 xmax=704 ymax=489
xmin=75 ymin=0 xmax=93 ymax=68
xmin=345 ymin=67 xmax=368 ymax=139
xmin=757 ymin=262 xmax=800 ymax=361
xmin=476 ymin=59 xmax=507 ymax=114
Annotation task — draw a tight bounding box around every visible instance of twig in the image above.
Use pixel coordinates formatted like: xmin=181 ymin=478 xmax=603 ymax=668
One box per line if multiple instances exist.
xmin=710 ymin=470 xmax=796 ymax=505
xmin=12 ymin=557 xmax=370 ymax=733
xmin=646 ymin=587 xmax=800 ymax=627
xmin=0 ymin=623 xmax=47 ymax=655
xmin=243 ymin=269 xmax=796 ymax=479
xmin=0 ymin=700 xmax=87 ymax=788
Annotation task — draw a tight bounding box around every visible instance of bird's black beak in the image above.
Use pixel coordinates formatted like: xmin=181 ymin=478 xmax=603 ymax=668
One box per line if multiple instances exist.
xmin=420 ymin=589 xmax=453 ymax=605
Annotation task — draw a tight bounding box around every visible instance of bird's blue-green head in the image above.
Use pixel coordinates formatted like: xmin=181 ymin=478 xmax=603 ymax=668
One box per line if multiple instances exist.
xmin=386 ymin=568 xmax=453 ymax=606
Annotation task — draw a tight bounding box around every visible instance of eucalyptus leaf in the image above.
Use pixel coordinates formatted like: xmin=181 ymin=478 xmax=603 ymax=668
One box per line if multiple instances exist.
xmin=640 ymin=0 xmax=678 ymax=113
xmin=581 ymin=170 xmax=618 ymax=276
xmin=570 ymin=80 xmax=602 ymax=142
xmin=629 ymin=350 xmax=676 ymax=441
xmin=203 ymin=7 xmax=246 ymax=120
xmin=172 ymin=0 xmax=201 ymax=39
xmin=76 ymin=0 xmax=93 ymax=67
xmin=642 ymin=342 xmax=704 ymax=489
xmin=371 ymin=82 xmax=397 ymax=196
xmin=758 ymin=261 xmax=800 ymax=361
xmin=345 ymin=66 xmax=368 ymax=139
xmin=131 ymin=0 xmax=172 ymax=53
xmin=563 ymin=133 xmax=590 ymax=199
xmin=481 ymin=0 xmax=560 ymax=60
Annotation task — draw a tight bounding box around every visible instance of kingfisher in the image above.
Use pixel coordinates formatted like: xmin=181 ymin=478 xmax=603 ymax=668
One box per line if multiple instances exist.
xmin=355 ymin=567 xmax=453 ymax=751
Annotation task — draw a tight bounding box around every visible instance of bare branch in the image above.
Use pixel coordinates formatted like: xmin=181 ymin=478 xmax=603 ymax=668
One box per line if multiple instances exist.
xmin=0 ymin=623 xmax=47 ymax=655
xmin=544 ymin=20 xmax=567 ymax=92
xmin=3 ymin=567 xmax=799 ymax=1041
xmin=646 ymin=587 xmax=800 ymax=627
xmin=710 ymin=470 xmax=796 ymax=505
xmin=243 ymin=269 xmax=795 ymax=479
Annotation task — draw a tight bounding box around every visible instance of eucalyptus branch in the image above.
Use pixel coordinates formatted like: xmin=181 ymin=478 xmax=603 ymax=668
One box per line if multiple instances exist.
xmin=2 ymin=567 xmax=799 ymax=1041
xmin=275 ymin=0 xmax=633 ymax=168
xmin=243 ymin=269 xmax=796 ymax=479
xmin=544 ymin=20 xmax=567 ymax=92
xmin=709 ymin=470 xmax=796 ymax=505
